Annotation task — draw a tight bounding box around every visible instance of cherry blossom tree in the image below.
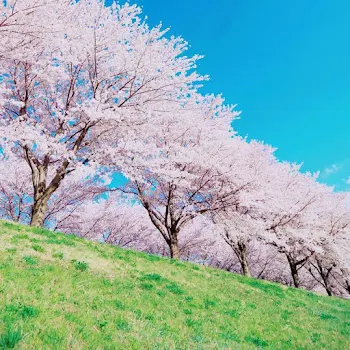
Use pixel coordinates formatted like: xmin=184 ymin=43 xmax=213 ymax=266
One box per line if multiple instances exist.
xmin=54 ymin=196 xmax=158 ymax=248
xmin=176 ymin=216 xmax=219 ymax=263
xmin=52 ymin=192 xmax=220 ymax=261
xmin=306 ymin=192 xmax=350 ymax=296
xmin=0 ymin=0 xmax=64 ymax=57
xmin=215 ymin=212 xmax=262 ymax=277
xmin=0 ymin=0 xmax=205 ymax=227
xmin=114 ymin=94 xmax=241 ymax=258
xmin=0 ymin=152 xmax=32 ymax=223
xmin=207 ymin=237 xmax=293 ymax=285
xmin=260 ymin=163 xmax=333 ymax=288
xmin=0 ymin=151 xmax=106 ymax=227
xmin=211 ymin=141 xmax=278 ymax=276
xmin=44 ymin=175 xmax=106 ymax=230
xmin=338 ymin=267 xmax=350 ymax=296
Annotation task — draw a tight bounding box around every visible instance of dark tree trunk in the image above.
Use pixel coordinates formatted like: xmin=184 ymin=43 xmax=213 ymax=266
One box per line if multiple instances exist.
xmin=238 ymin=242 xmax=250 ymax=277
xmin=137 ymin=183 xmax=183 ymax=259
xmin=28 ymin=161 xmax=69 ymax=227
xmin=30 ymin=164 xmax=49 ymax=227
xmin=286 ymin=255 xmax=300 ymax=288
xmin=345 ymin=280 xmax=350 ymax=296
xmin=325 ymin=285 xmax=333 ymax=297
xmin=30 ymin=196 xmax=49 ymax=227
xmin=24 ymin=124 xmax=90 ymax=228
xmin=316 ymin=260 xmax=333 ymax=297
xmin=169 ymin=237 xmax=180 ymax=259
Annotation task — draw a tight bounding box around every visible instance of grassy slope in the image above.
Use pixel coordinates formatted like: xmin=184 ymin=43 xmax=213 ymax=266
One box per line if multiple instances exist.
xmin=0 ymin=221 xmax=349 ymax=349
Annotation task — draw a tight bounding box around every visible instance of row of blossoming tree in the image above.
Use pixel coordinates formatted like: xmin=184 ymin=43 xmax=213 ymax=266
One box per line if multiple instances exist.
xmin=0 ymin=0 xmax=349 ymax=297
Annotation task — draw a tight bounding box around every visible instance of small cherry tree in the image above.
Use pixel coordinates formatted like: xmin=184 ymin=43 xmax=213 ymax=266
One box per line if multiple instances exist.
xmin=0 ymin=153 xmax=32 ymax=223
xmin=54 ymin=195 xmax=158 ymax=248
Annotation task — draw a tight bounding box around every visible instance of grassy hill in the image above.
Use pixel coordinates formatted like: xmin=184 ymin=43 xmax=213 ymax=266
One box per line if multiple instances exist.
xmin=0 ymin=221 xmax=349 ymax=349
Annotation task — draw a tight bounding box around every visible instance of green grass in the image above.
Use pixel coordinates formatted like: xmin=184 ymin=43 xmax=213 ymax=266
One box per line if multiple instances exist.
xmin=0 ymin=220 xmax=349 ymax=349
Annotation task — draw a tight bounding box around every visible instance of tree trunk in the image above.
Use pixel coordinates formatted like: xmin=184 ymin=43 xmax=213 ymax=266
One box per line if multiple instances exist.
xmin=30 ymin=196 xmax=49 ymax=227
xmin=316 ymin=260 xmax=333 ymax=296
xmin=24 ymin=122 xmax=88 ymax=228
xmin=291 ymin=266 xmax=300 ymax=288
xmin=320 ymin=271 xmax=333 ymax=296
xmin=27 ymin=160 xmax=68 ymax=227
xmin=324 ymin=285 xmax=333 ymax=297
xmin=345 ymin=280 xmax=350 ymax=296
xmin=238 ymin=242 xmax=250 ymax=277
xmin=339 ymin=269 xmax=350 ymax=295
xmin=169 ymin=239 xmax=180 ymax=259
xmin=29 ymin=164 xmax=49 ymax=227
xmin=286 ymin=255 xmax=300 ymax=288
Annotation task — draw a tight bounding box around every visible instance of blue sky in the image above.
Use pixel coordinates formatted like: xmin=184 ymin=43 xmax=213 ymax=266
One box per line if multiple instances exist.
xmin=107 ymin=0 xmax=350 ymax=191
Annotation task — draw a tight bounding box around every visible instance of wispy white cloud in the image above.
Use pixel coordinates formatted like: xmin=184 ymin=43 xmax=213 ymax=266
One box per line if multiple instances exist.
xmin=319 ymin=159 xmax=350 ymax=190
xmin=324 ymin=163 xmax=342 ymax=175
